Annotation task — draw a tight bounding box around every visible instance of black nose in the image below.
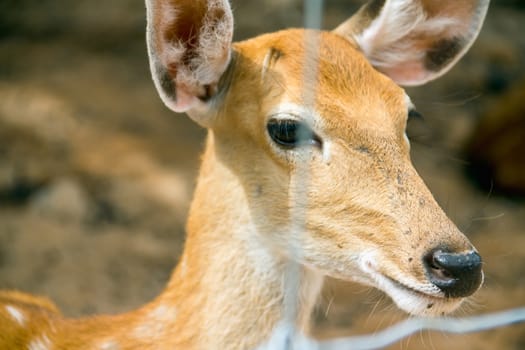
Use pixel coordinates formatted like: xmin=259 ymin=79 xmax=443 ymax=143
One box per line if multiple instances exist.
xmin=424 ymin=249 xmax=483 ymax=298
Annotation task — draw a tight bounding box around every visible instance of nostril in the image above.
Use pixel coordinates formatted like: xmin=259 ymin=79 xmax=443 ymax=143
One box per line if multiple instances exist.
xmin=423 ymin=249 xmax=483 ymax=298
xmin=428 ymin=254 xmax=454 ymax=279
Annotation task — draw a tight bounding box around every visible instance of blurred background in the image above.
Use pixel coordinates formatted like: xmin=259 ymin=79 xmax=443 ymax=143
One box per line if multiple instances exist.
xmin=0 ymin=1 xmax=524 ymax=349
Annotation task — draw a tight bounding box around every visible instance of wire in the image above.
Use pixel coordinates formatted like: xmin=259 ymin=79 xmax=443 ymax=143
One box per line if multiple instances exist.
xmin=259 ymin=308 xmax=525 ymax=350
xmin=280 ymin=0 xmax=324 ymax=338
xmin=317 ymin=307 xmax=525 ymax=350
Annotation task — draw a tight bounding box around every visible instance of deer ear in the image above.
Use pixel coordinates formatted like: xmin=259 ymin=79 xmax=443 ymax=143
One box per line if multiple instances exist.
xmin=146 ymin=0 xmax=233 ymax=125
xmin=334 ymin=0 xmax=489 ymax=86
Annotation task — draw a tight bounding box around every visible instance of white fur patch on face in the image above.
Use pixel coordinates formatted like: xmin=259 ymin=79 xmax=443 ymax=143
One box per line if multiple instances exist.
xmin=133 ymin=304 xmax=178 ymax=339
xmin=5 ymin=305 xmax=25 ymax=326
xmin=322 ymin=141 xmax=332 ymax=163
xmin=28 ymin=334 xmax=52 ymax=350
xmin=269 ymin=102 xmax=314 ymax=122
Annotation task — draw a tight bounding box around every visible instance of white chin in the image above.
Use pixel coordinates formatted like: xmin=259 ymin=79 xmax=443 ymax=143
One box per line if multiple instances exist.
xmin=381 ymin=278 xmax=464 ymax=317
xmin=359 ymin=259 xmax=464 ymax=317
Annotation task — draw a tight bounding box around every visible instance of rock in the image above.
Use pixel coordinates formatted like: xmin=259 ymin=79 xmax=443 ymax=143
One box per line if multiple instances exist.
xmin=29 ymin=178 xmax=92 ymax=222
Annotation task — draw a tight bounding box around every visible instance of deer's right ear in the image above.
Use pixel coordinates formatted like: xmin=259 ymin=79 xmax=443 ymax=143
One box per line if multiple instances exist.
xmin=146 ymin=0 xmax=233 ymax=126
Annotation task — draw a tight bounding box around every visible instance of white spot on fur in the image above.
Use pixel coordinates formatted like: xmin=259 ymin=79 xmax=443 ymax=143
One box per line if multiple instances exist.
xmin=133 ymin=304 xmax=178 ymax=339
xmin=150 ymin=304 xmax=174 ymax=321
xmin=322 ymin=141 xmax=331 ymax=163
xmin=99 ymin=340 xmax=119 ymax=350
xmin=405 ymin=94 xmax=414 ymax=110
xmin=179 ymin=256 xmax=188 ymax=276
xmin=404 ymin=132 xmax=410 ymax=148
xmin=5 ymin=305 xmax=25 ymax=326
xmin=28 ymin=334 xmax=51 ymax=350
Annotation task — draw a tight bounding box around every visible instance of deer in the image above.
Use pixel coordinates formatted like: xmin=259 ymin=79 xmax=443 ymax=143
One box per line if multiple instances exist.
xmin=0 ymin=0 xmax=490 ymax=349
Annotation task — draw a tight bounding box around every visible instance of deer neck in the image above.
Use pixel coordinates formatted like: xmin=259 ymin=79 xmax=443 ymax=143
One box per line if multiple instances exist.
xmin=158 ymin=132 xmax=324 ymax=349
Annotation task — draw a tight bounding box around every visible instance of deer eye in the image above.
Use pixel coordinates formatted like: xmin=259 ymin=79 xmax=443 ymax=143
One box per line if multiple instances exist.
xmin=408 ymin=109 xmax=423 ymax=121
xmin=266 ymin=118 xmax=321 ymax=149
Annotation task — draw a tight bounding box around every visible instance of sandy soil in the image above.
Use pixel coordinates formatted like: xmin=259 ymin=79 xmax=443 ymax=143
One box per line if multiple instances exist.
xmin=0 ymin=1 xmax=524 ymax=349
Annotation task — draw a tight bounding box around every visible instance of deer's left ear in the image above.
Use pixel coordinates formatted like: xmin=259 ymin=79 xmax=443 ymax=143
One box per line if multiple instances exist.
xmin=334 ymin=0 xmax=490 ymax=86
xmin=145 ymin=0 xmax=234 ymax=126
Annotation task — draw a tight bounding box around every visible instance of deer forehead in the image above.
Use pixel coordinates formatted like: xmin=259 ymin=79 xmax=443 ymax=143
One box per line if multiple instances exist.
xmin=230 ymin=29 xmax=409 ymax=140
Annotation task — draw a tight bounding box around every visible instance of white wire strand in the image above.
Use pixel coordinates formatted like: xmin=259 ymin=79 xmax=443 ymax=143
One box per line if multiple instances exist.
xmin=317 ymin=307 xmax=525 ymax=350
xmin=281 ymin=0 xmax=325 ymax=335
xmin=259 ymin=307 xmax=525 ymax=349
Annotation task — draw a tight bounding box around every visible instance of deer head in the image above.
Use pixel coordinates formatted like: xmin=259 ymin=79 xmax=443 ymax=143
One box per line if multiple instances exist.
xmin=146 ymin=0 xmax=489 ymax=317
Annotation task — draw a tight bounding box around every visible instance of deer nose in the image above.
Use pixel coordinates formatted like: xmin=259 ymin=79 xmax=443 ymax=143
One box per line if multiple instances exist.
xmin=424 ymin=249 xmax=483 ymax=298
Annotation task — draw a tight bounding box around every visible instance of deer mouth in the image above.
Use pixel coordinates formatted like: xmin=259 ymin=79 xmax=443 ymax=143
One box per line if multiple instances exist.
xmin=371 ymin=270 xmax=464 ymax=316
xmin=360 ymin=256 xmax=464 ymax=316
xmin=383 ymin=274 xmax=442 ymax=299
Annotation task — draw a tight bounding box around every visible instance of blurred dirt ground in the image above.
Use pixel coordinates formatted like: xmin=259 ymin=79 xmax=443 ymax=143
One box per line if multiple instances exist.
xmin=0 ymin=1 xmax=524 ymax=349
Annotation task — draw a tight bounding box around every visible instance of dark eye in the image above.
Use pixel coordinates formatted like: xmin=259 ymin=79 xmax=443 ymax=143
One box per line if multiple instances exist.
xmin=408 ymin=109 xmax=423 ymax=121
xmin=267 ymin=118 xmax=321 ymax=148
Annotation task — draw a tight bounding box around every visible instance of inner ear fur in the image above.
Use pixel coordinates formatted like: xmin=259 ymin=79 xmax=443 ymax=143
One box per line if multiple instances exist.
xmin=145 ymin=0 xmax=234 ymax=120
xmin=334 ymin=0 xmax=490 ymax=86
